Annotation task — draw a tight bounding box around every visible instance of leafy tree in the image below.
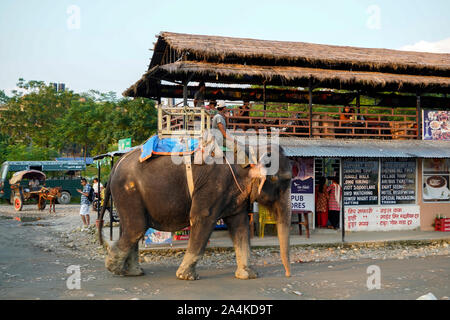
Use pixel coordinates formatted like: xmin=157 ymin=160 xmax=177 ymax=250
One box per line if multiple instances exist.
xmin=0 ymin=78 xmax=158 ymax=161
xmin=0 ymin=90 xmax=9 ymax=104
xmin=4 ymin=144 xmax=58 ymax=161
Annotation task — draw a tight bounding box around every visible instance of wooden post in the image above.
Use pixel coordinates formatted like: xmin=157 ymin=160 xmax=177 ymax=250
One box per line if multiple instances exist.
xmin=416 ymin=94 xmax=421 ymax=139
xmin=183 ymin=82 xmax=188 ymax=107
xmin=263 ymin=82 xmax=267 ymax=111
xmin=183 ymin=81 xmax=188 ymax=130
xmin=308 ymin=78 xmax=313 ymax=138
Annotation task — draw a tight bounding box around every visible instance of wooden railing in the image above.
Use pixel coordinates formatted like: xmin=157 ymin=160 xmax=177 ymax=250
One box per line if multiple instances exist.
xmin=226 ymin=104 xmax=419 ymax=140
xmin=159 ymin=102 xmax=419 ymax=140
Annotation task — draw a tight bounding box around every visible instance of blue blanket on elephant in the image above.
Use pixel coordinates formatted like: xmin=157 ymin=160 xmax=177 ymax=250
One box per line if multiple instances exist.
xmin=139 ymin=135 xmax=199 ymax=162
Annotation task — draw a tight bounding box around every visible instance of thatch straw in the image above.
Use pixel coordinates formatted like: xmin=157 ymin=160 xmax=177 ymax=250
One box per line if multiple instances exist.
xmin=123 ymin=61 xmax=450 ymax=97
xmin=157 ymin=32 xmax=450 ymax=76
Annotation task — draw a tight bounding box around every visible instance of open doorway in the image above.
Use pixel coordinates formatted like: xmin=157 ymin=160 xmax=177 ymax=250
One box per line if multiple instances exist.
xmin=314 ymin=158 xmax=341 ymax=229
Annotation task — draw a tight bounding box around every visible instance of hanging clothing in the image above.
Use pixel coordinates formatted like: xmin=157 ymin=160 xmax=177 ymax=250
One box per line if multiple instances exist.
xmin=327 ymin=182 xmax=342 ymax=212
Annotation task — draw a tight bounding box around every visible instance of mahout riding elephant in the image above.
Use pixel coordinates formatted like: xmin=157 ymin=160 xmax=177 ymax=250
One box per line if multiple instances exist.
xmin=98 ymin=142 xmax=292 ymax=280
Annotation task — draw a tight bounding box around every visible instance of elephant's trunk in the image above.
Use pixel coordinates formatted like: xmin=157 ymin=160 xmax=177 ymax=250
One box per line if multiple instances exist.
xmin=275 ymin=190 xmax=292 ymax=277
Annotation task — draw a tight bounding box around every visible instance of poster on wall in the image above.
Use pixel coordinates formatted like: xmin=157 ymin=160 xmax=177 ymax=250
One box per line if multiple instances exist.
xmin=342 ymin=158 xmax=379 ymax=206
xmin=380 ymin=159 xmax=416 ymax=205
xmin=291 ymin=157 xmax=315 ymax=212
xmin=345 ymin=205 xmax=420 ymax=231
xmin=422 ymin=110 xmax=450 ymax=141
xmin=144 ymin=228 xmax=172 ymax=247
xmin=422 ymin=158 xmax=450 ymax=202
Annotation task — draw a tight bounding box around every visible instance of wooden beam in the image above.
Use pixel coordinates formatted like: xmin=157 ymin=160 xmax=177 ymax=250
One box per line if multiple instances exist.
xmin=309 ymin=78 xmax=313 ymax=138
xmin=416 ymin=93 xmax=422 ymax=139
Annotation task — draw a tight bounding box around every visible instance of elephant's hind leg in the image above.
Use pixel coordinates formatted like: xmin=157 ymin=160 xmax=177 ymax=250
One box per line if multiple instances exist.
xmin=224 ymin=213 xmax=258 ymax=280
xmin=105 ymin=201 xmax=146 ymax=276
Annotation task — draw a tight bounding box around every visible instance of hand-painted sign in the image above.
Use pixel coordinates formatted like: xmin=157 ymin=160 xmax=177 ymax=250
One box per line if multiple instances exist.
xmin=345 ymin=205 xmax=420 ymax=231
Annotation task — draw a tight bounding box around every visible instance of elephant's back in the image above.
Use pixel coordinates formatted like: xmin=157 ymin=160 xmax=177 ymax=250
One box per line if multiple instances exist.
xmin=111 ymin=150 xmax=191 ymax=231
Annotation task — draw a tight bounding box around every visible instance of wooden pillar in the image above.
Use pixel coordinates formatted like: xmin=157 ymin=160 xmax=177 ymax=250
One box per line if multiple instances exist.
xmin=356 ymin=91 xmax=361 ymax=114
xmin=183 ymin=80 xmax=188 ymax=130
xmin=183 ymin=81 xmax=188 ymax=107
xmin=263 ymin=82 xmax=267 ymax=111
xmin=416 ymin=93 xmax=422 ymax=139
xmin=308 ymin=78 xmax=313 ymax=138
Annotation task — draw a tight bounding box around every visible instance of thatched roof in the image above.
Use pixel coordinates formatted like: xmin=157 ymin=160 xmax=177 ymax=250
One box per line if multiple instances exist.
xmin=154 ymin=32 xmax=450 ymax=77
xmin=124 ymin=31 xmax=450 ymax=98
xmin=124 ymin=61 xmax=450 ymax=97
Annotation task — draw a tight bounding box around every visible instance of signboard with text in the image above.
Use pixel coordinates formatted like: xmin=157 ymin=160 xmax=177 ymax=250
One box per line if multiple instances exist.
xmin=380 ymin=159 xmax=416 ymax=205
xmin=118 ymin=138 xmax=132 ymax=151
xmin=291 ymin=158 xmax=314 ymax=212
xmin=345 ymin=205 xmax=420 ymax=231
xmin=343 ymin=158 xmax=379 ymax=206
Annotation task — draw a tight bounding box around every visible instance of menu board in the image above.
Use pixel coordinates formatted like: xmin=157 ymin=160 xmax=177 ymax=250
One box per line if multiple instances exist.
xmin=380 ymin=159 xmax=416 ymax=205
xmin=343 ymin=158 xmax=379 ymax=206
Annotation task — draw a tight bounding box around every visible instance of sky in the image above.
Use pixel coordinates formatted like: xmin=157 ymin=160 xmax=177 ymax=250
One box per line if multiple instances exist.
xmin=0 ymin=0 xmax=449 ymax=96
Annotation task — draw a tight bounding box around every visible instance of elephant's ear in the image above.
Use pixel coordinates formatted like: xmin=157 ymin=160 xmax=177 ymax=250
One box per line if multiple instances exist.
xmin=249 ymin=163 xmax=267 ymax=195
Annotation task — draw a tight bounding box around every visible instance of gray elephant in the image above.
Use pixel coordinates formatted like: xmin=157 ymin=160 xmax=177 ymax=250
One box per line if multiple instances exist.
xmin=97 ymin=143 xmax=292 ymax=280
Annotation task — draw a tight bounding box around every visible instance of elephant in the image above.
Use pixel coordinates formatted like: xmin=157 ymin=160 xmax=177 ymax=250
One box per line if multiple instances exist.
xmin=97 ymin=142 xmax=293 ymax=280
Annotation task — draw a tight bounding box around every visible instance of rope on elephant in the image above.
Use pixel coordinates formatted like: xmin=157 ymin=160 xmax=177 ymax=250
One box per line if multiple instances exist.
xmin=224 ymin=156 xmax=245 ymax=195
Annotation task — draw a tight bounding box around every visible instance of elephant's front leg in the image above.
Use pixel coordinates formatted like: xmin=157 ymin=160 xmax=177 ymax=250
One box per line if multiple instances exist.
xmin=176 ymin=215 xmax=216 ymax=280
xmin=224 ymin=213 xmax=258 ymax=280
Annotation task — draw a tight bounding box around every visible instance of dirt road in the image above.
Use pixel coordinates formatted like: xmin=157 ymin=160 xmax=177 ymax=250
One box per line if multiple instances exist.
xmin=0 ymin=204 xmax=449 ymax=300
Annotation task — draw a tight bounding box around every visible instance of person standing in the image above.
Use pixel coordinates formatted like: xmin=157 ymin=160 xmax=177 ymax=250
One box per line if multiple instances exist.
xmin=194 ymin=81 xmax=206 ymax=108
xmin=327 ymin=176 xmax=342 ymax=229
xmin=77 ymin=178 xmax=92 ymax=230
xmin=315 ymin=178 xmax=329 ymax=228
xmin=237 ymin=99 xmax=251 ymax=131
xmin=92 ymin=177 xmax=103 ymax=198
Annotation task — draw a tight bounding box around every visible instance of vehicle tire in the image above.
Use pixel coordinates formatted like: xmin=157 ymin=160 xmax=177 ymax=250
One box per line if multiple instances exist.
xmin=14 ymin=196 xmax=23 ymax=211
xmin=57 ymin=191 xmax=71 ymax=205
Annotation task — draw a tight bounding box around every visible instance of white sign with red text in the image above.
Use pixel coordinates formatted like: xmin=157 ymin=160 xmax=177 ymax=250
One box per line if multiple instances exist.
xmin=345 ymin=205 xmax=420 ymax=231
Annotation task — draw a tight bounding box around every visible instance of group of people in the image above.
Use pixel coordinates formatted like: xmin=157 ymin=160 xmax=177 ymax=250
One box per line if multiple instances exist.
xmin=315 ymin=176 xmax=342 ymax=230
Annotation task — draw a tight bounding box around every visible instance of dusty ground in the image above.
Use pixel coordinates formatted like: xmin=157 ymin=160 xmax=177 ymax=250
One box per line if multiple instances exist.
xmin=0 ymin=203 xmax=449 ymax=300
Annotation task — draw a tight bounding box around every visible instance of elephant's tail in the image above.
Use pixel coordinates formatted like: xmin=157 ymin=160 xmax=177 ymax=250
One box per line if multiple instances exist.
xmin=97 ymin=169 xmax=114 ymax=246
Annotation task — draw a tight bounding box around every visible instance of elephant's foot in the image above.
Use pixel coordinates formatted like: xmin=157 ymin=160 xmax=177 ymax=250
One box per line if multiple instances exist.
xmin=124 ymin=265 xmax=145 ymax=276
xmin=235 ymin=266 xmax=258 ymax=280
xmin=105 ymin=245 xmax=128 ymax=276
xmin=176 ymin=265 xmax=199 ymax=280
xmin=123 ymin=252 xmax=144 ymax=276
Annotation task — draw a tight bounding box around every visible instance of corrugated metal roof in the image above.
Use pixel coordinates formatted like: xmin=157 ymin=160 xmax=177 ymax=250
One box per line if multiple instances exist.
xmin=278 ymin=138 xmax=450 ymax=158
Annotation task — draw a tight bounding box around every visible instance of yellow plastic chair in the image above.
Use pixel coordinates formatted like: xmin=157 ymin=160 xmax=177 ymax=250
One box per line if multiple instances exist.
xmin=259 ymin=204 xmax=277 ymax=238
